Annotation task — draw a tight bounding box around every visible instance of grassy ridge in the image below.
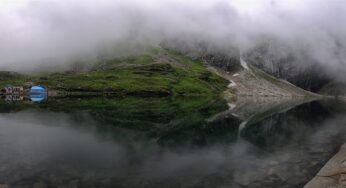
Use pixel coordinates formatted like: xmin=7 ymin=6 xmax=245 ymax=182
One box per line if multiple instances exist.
xmin=0 ymin=50 xmax=228 ymax=97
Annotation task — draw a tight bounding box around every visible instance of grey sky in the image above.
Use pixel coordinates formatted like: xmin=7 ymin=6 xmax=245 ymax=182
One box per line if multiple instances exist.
xmin=0 ymin=0 xmax=345 ymax=72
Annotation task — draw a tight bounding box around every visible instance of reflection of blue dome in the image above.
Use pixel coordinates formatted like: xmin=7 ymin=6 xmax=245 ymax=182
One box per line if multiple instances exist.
xmin=30 ymin=93 xmax=46 ymax=102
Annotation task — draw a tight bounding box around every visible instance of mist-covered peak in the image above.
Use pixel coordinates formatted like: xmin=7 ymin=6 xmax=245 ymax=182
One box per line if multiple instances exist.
xmin=0 ymin=0 xmax=345 ymax=81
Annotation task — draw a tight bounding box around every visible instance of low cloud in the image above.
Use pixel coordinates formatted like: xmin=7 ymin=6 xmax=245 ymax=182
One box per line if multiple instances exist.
xmin=0 ymin=0 xmax=346 ymax=74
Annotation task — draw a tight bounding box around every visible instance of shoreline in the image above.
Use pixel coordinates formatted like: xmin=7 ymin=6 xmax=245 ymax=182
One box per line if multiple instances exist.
xmin=305 ymin=143 xmax=346 ymax=188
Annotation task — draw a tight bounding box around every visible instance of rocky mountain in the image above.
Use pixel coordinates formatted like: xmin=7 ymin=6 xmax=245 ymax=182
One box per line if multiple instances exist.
xmin=319 ymin=80 xmax=346 ymax=97
xmin=208 ymin=58 xmax=317 ymax=98
xmin=243 ymin=43 xmax=332 ymax=93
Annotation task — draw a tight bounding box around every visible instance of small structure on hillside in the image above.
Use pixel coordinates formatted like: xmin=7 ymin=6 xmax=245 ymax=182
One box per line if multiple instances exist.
xmin=1 ymin=85 xmax=47 ymax=102
xmin=2 ymin=85 xmax=24 ymax=95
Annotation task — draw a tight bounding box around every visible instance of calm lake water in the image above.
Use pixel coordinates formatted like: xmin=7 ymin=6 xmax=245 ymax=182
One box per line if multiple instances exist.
xmin=0 ymin=97 xmax=346 ymax=188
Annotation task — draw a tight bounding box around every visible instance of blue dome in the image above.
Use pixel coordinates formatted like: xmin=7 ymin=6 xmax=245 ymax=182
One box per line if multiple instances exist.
xmin=30 ymin=86 xmax=45 ymax=93
xmin=31 ymin=86 xmax=45 ymax=91
xmin=29 ymin=86 xmax=46 ymax=102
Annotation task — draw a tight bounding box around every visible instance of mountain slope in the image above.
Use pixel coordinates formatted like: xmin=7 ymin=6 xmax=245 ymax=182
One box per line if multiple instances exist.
xmin=208 ymin=58 xmax=318 ymax=98
xmin=0 ymin=50 xmax=229 ymax=97
xmin=319 ymin=81 xmax=346 ymax=97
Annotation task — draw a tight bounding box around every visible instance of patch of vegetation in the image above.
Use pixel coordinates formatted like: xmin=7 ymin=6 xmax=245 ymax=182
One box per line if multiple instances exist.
xmin=0 ymin=49 xmax=229 ymax=97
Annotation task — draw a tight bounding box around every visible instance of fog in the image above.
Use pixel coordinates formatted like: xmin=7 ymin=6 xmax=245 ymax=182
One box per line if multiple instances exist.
xmin=1 ymin=0 xmax=346 ymax=73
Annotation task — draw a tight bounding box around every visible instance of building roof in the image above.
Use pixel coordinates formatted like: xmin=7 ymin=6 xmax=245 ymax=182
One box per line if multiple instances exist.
xmin=30 ymin=86 xmax=45 ymax=91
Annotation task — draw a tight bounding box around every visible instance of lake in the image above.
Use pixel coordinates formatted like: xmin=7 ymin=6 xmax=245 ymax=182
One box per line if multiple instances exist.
xmin=0 ymin=97 xmax=346 ymax=188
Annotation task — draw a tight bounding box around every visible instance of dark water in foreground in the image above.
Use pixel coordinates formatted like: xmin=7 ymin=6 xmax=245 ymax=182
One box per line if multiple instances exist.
xmin=0 ymin=97 xmax=346 ymax=188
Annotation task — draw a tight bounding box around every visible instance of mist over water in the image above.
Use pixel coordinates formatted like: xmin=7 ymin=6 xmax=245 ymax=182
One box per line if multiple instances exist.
xmin=1 ymin=0 xmax=346 ymax=76
xmin=0 ymin=99 xmax=346 ymax=187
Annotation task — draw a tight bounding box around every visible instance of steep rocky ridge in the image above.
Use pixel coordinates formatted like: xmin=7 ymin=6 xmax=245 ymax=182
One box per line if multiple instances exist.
xmin=319 ymin=81 xmax=346 ymax=97
xmin=244 ymin=43 xmax=332 ymax=92
xmin=207 ymin=58 xmax=317 ymax=98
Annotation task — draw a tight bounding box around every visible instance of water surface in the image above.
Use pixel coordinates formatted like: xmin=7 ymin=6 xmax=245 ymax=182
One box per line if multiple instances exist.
xmin=0 ymin=97 xmax=346 ymax=188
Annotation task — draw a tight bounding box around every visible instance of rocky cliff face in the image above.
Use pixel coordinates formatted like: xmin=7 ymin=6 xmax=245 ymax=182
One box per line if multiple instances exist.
xmin=243 ymin=43 xmax=331 ymax=92
xmin=208 ymin=60 xmax=316 ymax=98
xmin=165 ymin=42 xmax=334 ymax=94
xmin=202 ymin=53 xmax=242 ymax=73
xmin=181 ymin=41 xmax=332 ymax=93
xmin=319 ymin=81 xmax=346 ymax=97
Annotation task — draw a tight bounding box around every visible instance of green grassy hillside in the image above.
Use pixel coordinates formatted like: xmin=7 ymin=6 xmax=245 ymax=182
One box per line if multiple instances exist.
xmin=0 ymin=50 xmax=229 ymax=97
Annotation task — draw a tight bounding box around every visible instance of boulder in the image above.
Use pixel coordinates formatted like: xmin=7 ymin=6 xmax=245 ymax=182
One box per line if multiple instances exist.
xmin=305 ymin=143 xmax=346 ymax=188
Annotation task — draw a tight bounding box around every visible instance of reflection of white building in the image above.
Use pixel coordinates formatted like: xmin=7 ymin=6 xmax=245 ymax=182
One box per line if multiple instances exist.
xmin=5 ymin=95 xmax=24 ymax=102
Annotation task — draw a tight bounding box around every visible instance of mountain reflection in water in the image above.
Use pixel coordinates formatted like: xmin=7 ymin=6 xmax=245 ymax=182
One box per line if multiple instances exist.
xmin=0 ymin=97 xmax=345 ymax=188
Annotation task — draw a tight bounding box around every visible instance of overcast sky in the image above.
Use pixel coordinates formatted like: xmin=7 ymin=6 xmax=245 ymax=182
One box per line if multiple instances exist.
xmin=0 ymin=0 xmax=345 ymax=72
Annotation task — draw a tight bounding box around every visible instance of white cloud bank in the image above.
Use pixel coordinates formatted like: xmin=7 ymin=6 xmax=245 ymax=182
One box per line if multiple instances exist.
xmin=0 ymin=0 xmax=345 ymax=72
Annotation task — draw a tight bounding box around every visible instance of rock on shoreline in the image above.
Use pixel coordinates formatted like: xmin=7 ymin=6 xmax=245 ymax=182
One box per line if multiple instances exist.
xmin=305 ymin=143 xmax=346 ymax=188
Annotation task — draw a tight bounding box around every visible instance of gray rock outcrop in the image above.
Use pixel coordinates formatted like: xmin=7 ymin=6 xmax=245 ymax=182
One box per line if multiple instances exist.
xmin=305 ymin=143 xmax=346 ymax=188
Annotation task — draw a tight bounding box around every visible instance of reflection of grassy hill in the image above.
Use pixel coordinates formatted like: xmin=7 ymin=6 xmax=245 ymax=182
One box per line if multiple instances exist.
xmin=47 ymin=97 xmax=227 ymax=125
xmin=0 ymin=50 xmax=228 ymax=97
xmin=0 ymin=96 xmax=228 ymax=128
xmin=0 ymin=96 xmax=239 ymax=147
